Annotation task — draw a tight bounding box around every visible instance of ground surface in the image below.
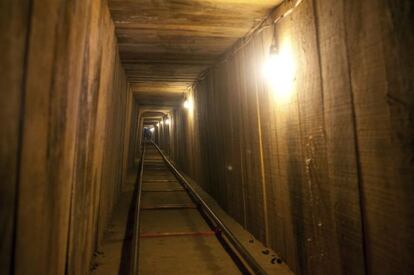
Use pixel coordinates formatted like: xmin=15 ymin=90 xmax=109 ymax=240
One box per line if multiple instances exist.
xmin=92 ymin=145 xmax=293 ymax=275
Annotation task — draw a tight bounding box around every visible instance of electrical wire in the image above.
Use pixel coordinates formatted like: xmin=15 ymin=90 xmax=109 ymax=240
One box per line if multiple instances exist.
xmin=274 ymin=0 xmax=304 ymax=24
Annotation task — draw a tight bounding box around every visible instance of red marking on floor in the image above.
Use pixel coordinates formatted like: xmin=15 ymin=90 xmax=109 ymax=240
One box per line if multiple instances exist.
xmin=141 ymin=203 xmax=197 ymax=210
xmin=142 ymin=189 xmax=185 ymax=192
xmin=140 ymin=231 xmax=216 ymax=238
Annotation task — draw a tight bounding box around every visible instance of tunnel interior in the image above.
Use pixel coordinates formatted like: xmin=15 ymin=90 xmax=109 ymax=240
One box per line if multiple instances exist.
xmin=1 ymin=0 xmax=413 ymax=274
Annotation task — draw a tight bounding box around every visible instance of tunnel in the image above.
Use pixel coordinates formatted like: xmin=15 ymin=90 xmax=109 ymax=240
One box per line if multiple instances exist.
xmin=1 ymin=0 xmax=413 ymax=274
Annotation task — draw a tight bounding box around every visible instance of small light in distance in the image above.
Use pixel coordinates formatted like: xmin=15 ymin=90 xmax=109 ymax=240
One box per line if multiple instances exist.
xmin=165 ymin=118 xmax=170 ymax=125
xmin=156 ymin=122 xmax=160 ymax=127
xmin=150 ymin=127 xmax=155 ymax=133
xmin=160 ymin=121 xmax=163 ymax=125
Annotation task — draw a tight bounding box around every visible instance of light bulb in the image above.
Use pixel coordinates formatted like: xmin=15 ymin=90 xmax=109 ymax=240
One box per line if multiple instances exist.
xmin=165 ymin=118 xmax=170 ymax=125
xmin=183 ymin=99 xmax=189 ymax=109
xmin=183 ymin=98 xmax=194 ymax=111
xmin=263 ymin=45 xmax=295 ymax=101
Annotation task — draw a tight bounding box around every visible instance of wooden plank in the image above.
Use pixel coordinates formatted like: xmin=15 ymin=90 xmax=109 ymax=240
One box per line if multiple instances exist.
xmin=314 ymin=0 xmax=367 ymax=273
xmin=66 ymin=0 xmax=107 ymax=272
xmin=12 ymin=0 xmax=130 ymax=274
xmin=286 ymin=0 xmax=343 ymax=273
xmin=225 ymin=57 xmax=247 ymax=226
xmin=16 ymin=0 xmax=82 ymax=273
xmin=194 ymin=80 xmax=213 ymax=192
xmin=237 ymin=42 xmax=266 ymax=241
xmin=270 ymin=13 xmax=306 ymax=271
xmin=0 ymin=0 xmax=30 ymax=273
xmin=344 ymin=0 xmax=414 ymax=273
xmin=212 ymin=65 xmax=228 ymax=210
xmin=109 ymin=0 xmax=284 ymax=89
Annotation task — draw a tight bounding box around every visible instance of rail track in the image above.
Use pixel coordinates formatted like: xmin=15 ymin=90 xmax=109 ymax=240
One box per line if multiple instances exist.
xmin=129 ymin=142 xmax=266 ymax=275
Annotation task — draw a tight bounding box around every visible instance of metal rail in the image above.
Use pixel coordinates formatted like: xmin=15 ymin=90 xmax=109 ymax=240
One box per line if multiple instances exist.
xmin=130 ymin=145 xmax=146 ymax=275
xmin=151 ymin=142 xmax=267 ymax=275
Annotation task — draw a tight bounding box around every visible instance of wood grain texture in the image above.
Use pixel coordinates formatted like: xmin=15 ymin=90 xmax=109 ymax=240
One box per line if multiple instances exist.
xmin=2 ymin=0 xmax=412 ymax=274
xmin=314 ymin=0 xmax=366 ymax=273
xmin=173 ymin=0 xmax=414 ymax=274
xmin=3 ymin=0 xmax=130 ymax=274
xmin=344 ymin=0 xmax=414 ymax=273
xmin=281 ymin=0 xmax=340 ymax=273
xmin=109 ymin=0 xmax=284 ymax=90
xmin=16 ymin=0 xmax=78 ymax=272
xmin=0 ymin=0 xmax=30 ymax=273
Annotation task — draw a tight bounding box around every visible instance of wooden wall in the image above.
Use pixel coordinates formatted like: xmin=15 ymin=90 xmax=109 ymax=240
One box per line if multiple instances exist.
xmin=126 ymin=100 xmax=139 ymax=171
xmin=0 ymin=0 xmax=130 ymax=274
xmin=174 ymin=0 xmax=414 ymax=274
xmin=0 ymin=0 xmax=31 ymax=273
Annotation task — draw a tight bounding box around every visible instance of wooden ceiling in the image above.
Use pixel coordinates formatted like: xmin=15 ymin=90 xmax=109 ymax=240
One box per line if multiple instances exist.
xmin=109 ymin=0 xmax=283 ymax=94
xmin=134 ymin=92 xmax=183 ymax=107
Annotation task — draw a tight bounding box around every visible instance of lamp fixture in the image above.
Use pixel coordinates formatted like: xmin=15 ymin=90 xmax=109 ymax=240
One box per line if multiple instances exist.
xmin=183 ymin=99 xmax=190 ymax=109
xmin=183 ymin=92 xmax=194 ymax=111
xmin=263 ymin=25 xmax=295 ymax=101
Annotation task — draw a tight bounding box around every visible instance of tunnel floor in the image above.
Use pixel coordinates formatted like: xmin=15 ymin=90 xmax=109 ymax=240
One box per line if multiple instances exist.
xmin=91 ymin=144 xmax=293 ymax=275
xmin=138 ymin=146 xmax=241 ymax=274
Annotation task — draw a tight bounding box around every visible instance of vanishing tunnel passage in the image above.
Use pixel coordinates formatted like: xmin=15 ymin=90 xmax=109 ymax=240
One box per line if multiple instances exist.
xmin=1 ymin=0 xmax=413 ymax=275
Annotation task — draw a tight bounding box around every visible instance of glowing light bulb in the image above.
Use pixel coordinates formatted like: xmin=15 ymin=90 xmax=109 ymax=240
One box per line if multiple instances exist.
xmin=165 ymin=118 xmax=170 ymax=125
xmin=160 ymin=121 xmax=163 ymax=125
xmin=150 ymin=127 xmax=155 ymax=132
xmin=183 ymin=98 xmax=194 ymax=111
xmin=183 ymin=99 xmax=189 ymax=109
xmin=156 ymin=122 xmax=159 ymax=127
xmin=263 ymin=45 xmax=295 ymax=101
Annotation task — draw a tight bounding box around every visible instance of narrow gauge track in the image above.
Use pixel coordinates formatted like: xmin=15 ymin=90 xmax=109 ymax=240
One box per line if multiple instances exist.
xmin=130 ymin=142 xmax=266 ymax=275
